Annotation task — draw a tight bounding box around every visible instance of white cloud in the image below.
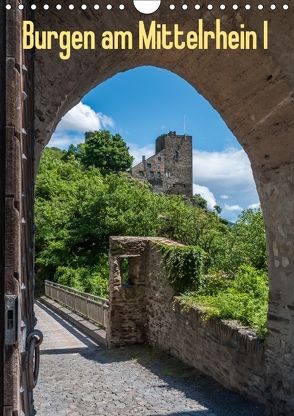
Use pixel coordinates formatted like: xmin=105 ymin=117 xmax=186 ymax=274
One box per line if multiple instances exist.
xmin=49 ymin=102 xmax=114 ymax=149
xmin=193 ymin=148 xmax=253 ymax=188
xmin=193 ymin=184 xmax=217 ymax=210
xmin=193 ymin=147 xmax=259 ymax=221
xmin=57 ymin=102 xmax=114 ymax=133
xmin=225 ymin=204 xmax=243 ymax=212
xmin=248 ymin=202 xmax=260 ymax=209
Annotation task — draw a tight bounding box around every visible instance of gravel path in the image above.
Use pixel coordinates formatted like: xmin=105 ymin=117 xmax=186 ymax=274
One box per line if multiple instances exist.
xmin=34 ymin=302 xmax=264 ymax=416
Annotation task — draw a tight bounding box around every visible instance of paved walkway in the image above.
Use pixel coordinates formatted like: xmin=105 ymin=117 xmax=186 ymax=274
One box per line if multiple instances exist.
xmin=34 ymin=302 xmax=264 ymax=416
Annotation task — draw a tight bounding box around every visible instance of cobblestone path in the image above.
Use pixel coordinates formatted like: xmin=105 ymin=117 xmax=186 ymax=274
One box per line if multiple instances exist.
xmin=34 ymin=302 xmax=264 ymax=416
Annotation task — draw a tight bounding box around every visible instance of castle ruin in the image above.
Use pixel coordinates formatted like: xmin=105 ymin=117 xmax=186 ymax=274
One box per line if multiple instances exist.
xmin=131 ymin=132 xmax=193 ymax=198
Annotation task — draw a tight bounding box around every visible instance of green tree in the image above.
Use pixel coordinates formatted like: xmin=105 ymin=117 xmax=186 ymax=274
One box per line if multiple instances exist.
xmin=214 ymin=205 xmax=222 ymax=214
xmin=230 ymin=208 xmax=267 ymax=271
xmin=71 ymin=130 xmax=134 ymax=174
xmin=65 ymin=143 xmax=85 ymax=161
xmin=192 ymin=194 xmax=208 ymax=210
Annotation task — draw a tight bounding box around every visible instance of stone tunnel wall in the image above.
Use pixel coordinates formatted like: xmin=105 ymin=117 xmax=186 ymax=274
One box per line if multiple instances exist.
xmin=108 ymin=237 xmax=265 ymax=404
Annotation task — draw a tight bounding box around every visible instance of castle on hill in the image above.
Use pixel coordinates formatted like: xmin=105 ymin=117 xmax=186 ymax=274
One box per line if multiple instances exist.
xmin=131 ymin=131 xmax=193 ymax=198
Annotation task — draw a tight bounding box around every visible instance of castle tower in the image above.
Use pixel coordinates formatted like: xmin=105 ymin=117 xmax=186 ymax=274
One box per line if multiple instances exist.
xmin=131 ymin=131 xmax=193 ymax=198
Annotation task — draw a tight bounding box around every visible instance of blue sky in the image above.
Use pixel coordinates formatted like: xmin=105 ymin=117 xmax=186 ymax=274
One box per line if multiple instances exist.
xmin=50 ymin=66 xmax=260 ymax=221
xmin=84 ymin=66 xmax=239 ymax=152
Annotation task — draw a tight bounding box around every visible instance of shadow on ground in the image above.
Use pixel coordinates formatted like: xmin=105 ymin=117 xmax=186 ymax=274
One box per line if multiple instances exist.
xmin=92 ymin=346 xmax=264 ymax=416
xmin=36 ymin=301 xmax=264 ymax=416
xmin=149 ymin=413 xmax=231 ymax=416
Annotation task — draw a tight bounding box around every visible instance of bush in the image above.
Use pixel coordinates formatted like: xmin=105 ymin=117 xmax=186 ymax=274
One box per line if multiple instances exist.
xmin=54 ymin=256 xmax=109 ymax=298
xmin=158 ymin=243 xmax=206 ymax=294
xmin=181 ymin=265 xmax=268 ymax=335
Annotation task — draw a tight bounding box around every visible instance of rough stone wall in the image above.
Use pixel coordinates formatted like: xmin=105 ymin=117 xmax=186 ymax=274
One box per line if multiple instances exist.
xmin=108 ymin=237 xmax=265 ymax=404
xmin=131 ymin=150 xmax=166 ymax=193
xmin=158 ymin=133 xmax=193 ymax=197
xmin=145 ymin=242 xmax=265 ymax=402
xmin=131 ymin=132 xmax=193 ymax=197
xmin=107 ymin=237 xmax=149 ymax=346
xmin=255 ymin=164 xmax=294 ymax=415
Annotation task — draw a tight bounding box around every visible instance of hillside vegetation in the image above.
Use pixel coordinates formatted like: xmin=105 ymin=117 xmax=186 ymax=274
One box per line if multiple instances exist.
xmin=35 ymin=132 xmax=268 ymax=334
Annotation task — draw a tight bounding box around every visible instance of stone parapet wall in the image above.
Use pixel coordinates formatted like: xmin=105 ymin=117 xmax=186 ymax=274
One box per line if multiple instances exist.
xmin=172 ymin=301 xmax=264 ymax=398
xmin=108 ymin=237 xmax=265 ymax=404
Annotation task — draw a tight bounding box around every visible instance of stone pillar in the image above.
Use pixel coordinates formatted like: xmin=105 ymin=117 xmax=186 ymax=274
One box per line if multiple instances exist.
xmin=107 ymin=237 xmax=149 ymax=347
xmin=257 ymin=164 xmax=294 ymax=415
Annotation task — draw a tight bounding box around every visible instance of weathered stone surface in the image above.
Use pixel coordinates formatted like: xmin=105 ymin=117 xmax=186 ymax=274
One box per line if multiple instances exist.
xmin=108 ymin=237 xmax=265 ymax=404
xmin=147 ymin=246 xmax=265 ymax=402
xmin=255 ymin=164 xmax=294 ymax=416
xmin=108 ymin=237 xmax=149 ymax=346
xmin=132 ymin=132 xmax=193 ymax=197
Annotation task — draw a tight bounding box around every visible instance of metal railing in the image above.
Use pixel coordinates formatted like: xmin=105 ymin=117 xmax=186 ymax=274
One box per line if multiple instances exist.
xmin=45 ymin=280 xmax=109 ymax=329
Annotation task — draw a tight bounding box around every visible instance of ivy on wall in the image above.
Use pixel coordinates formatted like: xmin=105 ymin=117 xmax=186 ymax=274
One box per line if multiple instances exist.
xmin=155 ymin=243 xmax=206 ymax=294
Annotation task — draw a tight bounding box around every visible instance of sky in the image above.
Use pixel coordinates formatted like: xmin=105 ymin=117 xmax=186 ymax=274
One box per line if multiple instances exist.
xmin=50 ymin=66 xmax=260 ymax=221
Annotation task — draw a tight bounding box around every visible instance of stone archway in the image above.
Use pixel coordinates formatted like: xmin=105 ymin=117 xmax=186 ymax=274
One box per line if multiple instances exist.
xmin=2 ymin=1 xmax=294 ymax=415
xmin=34 ymin=6 xmax=294 ymax=412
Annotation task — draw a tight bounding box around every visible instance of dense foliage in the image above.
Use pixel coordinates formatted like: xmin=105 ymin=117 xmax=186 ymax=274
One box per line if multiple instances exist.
xmin=35 ymin=141 xmax=268 ymax=334
xmin=67 ymin=130 xmax=134 ymax=174
xmin=181 ymin=265 xmax=268 ymax=335
xmin=158 ymin=244 xmax=206 ymax=293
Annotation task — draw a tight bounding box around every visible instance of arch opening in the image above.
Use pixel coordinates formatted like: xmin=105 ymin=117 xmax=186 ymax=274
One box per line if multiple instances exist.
xmin=35 ymin=66 xmax=269 ymax=412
